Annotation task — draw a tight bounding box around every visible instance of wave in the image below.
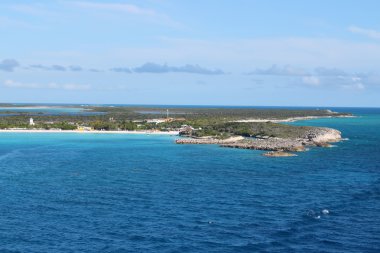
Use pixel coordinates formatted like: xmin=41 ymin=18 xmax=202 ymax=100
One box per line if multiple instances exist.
xmin=306 ymin=209 xmax=330 ymax=220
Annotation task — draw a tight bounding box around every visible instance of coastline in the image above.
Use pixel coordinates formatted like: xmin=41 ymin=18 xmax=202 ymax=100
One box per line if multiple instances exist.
xmin=0 ymin=129 xmax=179 ymax=135
xmin=176 ymin=125 xmax=342 ymax=155
xmin=233 ymin=115 xmax=355 ymax=123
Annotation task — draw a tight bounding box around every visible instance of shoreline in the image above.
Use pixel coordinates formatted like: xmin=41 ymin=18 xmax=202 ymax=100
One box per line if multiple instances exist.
xmin=176 ymin=126 xmax=342 ymax=155
xmin=0 ymin=129 xmax=179 ymax=135
xmin=234 ymin=115 xmax=355 ymax=123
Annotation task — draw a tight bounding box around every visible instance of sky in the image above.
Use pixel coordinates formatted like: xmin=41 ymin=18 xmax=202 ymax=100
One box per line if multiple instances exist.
xmin=1 ymin=0 xmax=380 ymax=107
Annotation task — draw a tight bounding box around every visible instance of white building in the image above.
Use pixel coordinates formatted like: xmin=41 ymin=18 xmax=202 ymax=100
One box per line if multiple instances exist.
xmin=29 ymin=118 xmax=35 ymax=126
xmin=146 ymin=118 xmax=167 ymax=124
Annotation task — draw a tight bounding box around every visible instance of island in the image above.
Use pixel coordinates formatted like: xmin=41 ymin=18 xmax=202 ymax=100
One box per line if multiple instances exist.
xmin=0 ymin=104 xmax=351 ymax=156
xmin=176 ymin=121 xmax=342 ymax=156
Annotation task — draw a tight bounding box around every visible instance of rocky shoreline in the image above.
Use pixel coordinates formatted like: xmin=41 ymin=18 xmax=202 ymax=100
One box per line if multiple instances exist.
xmin=175 ymin=136 xmax=245 ymax=144
xmin=176 ymin=127 xmax=341 ymax=156
xmin=263 ymin=151 xmax=298 ymax=157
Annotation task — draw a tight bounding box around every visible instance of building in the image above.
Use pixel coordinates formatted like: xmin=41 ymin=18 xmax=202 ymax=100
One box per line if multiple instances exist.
xmin=29 ymin=118 xmax=35 ymax=126
xmin=77 ymin=126 xmax=93 ymax=131
xmin=179 ymin=125 xmax=194 ymax=136
xmin=146 ymin=117 xmax=187 ymax=124
xmin=146 ymin=118 xmax=167 ymax=124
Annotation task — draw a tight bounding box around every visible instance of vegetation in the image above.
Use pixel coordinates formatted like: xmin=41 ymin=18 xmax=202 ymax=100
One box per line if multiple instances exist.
xmin=88 ymin=106 xmax=349 ymax=121
xmin=0 ymin=104 xmax=351 ymax=137
xmin=190 ymin=122 xmax=313 ymax=139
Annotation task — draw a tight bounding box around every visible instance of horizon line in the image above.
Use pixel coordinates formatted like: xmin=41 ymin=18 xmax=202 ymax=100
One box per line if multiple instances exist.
xmin=0 ymin=102 xmax=379 ymax=109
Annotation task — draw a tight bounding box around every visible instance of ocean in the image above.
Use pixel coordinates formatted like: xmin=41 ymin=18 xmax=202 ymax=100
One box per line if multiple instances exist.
xmin=0 ymin=107 xmax=379 ymax=252
xmin=0 ymin=106 xmax=104 ymax=117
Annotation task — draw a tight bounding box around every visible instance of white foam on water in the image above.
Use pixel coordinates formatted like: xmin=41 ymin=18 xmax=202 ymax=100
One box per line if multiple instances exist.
xmin=307 ymin=209 xmax=328 ymax=219
xmin=322 ymin=209 xmax=329 ymax=215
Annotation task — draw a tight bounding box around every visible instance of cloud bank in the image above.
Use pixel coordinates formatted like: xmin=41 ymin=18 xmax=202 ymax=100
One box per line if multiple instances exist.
xmin=248 ymin=64 xmax=377 ymax=90
xmin=348 ymin=26 xmax=380 ymax=40
xmin=72 ymin=1 xmax=156 ymax=16
xmin=2 ymin=59 xmax=226 ymax=75
xmin=30 ymin=64 xmax=67 ymax=71
xmin=109 ymin=67 xmax=132 ymax=73
xmin=3 ymin=79 xmax=90 ymax=90
xmin=247 ymin=65 xmax=307 ymax=76
xmin=0 ymin=59 xmax=19 ymax=72
xmin=133 ymin=62 xmax=225 ymax=75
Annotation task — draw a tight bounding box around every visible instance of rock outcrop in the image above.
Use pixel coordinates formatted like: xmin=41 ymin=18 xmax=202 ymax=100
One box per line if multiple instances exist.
xmin=176 ymin=136 xmax=244 ymax=145
xmin=303 ymin=127 xmax=341 ymax=143
xmin=176 ymin=126 xmax=342 ymax=157
xmin=220 ymin=138 xmax=305 ymax=152
xmin=263 ymin=151 xmax=297 ymax=157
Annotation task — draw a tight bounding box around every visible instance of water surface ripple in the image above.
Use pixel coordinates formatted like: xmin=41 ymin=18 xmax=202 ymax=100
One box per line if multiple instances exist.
xmin=0 ymin=108 xmax=379 ymax=252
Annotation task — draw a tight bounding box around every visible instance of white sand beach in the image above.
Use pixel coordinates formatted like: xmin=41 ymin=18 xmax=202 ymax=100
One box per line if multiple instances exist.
xmin=0 ymin=129 xmax=179 ymax=135
xmin=233 ymin=115 xmax=355 ymax=123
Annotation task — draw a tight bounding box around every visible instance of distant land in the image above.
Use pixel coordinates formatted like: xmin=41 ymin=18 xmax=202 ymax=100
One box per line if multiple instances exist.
xmin=0 ymin=103 xmax=353 ymax=157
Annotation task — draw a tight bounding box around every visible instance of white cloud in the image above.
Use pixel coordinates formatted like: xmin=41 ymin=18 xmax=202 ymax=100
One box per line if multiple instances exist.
xmin=61 ymin=83 xmax=90 ymax=90
xmin=348 ymin=26 xmax=380 ymax=40
xmin=247 ymin=64 xmax=308 ymax=76
xmin=133 ymin=62 xmax=225 ymax=75
xmin=315 ymin=75 xmax=367 ymax=90
xmin=341 ymin=82 xmax=365 ymax=90
xmin=244 ymin=64 xmax=375 ymax=90
xmin=343 ymin=77 xmax=365 ymax=90
xmin=72 ymin=1 xmax=157 ymax=16
xmin=0 ymin=15 xmax=37 ymax=29
xmin=110 ymin=37 xmax=380 ymax=71
xmin=308 ymin=74 xmax=366 ymax=90
xmin=70 ymin=1 xmax=181 ymax=27
xmin=9 ymin=4 xmax=60 ymax=17
xmin=8 ymin=2 xmax=181 ymax=28
xmin=302 ymin=76 xmax=320 ymax=86
xmin=314 ymin=67 xmax=347 ymax=76
xmin=3 ymin=80 xmax=90 ymax=90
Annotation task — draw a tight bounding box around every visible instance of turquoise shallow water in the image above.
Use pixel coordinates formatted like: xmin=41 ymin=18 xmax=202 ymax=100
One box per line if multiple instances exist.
xmin=0 ymin=108 xmax=379 ymax=252
xmin=0 ymin=106 xmax=104 ymax=116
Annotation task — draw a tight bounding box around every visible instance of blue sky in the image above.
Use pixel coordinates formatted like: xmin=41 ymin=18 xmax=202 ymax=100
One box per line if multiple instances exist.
xmin=1 ymin=0 xmax=380 ymax=106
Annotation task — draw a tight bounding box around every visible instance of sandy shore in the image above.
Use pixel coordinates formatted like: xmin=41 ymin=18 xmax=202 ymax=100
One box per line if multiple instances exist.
xmin=0 ymin=129 xmax=179 ymax=135
xmin=234 ymin=115 xmax=355 ymax=123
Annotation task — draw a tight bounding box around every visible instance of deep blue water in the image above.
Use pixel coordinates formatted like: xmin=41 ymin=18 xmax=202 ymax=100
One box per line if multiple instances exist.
xmin=0 ymin=108 xmax=379 ymax=252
